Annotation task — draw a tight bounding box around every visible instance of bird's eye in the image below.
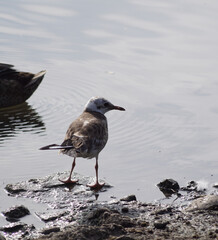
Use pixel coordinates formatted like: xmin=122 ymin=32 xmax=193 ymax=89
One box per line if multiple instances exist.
xmin=104 ymin=102 xmax=109 ymax=107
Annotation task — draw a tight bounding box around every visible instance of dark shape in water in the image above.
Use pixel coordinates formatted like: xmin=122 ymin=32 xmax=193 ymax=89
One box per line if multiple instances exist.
xmin=0 ymin=102 xmax=45 ymax=144
xmin=157 ymin=179 xmax=180 ymax=197
xmin=0 ymin=63 xmax=46 ymax=108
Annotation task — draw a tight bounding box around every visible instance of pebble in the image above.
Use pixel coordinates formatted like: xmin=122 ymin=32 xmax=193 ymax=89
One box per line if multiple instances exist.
xmin=157 ymin=179 xmax=180 ymax=197
xmin=154 ymin=221 xmax=169 ymax=229
xmin=120 ymin=195 xmax=137 ymax=202
xmin=2 ymin=205 xmax=30 ymax=220
xmin=121 ymin=207 xmax=129 ymax=213
xmin=41 ymin=227 xmax=60 ymax=235
xmin=0 ymin=222 xmax=34 ymax=233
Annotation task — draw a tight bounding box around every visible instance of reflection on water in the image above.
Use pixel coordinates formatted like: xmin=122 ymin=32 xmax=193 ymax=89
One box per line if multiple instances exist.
xmin=0 ymin=102 xmax=45 ymax=144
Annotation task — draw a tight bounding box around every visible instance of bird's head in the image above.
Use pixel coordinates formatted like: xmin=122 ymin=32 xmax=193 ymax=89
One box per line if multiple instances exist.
xmin=85 ymin=97 xmax=125 ymax=114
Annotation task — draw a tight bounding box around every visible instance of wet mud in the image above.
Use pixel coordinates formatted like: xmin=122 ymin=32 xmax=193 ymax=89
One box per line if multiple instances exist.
xmin=1 ymin=173 xmax=217 ymax=240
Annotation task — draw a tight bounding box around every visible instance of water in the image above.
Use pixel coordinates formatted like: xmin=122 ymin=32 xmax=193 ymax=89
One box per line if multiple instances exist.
xmin=1 ymin=0 xmax=218 ymax=227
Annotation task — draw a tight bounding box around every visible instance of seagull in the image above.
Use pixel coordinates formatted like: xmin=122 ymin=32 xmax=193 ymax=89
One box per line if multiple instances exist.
xmin=40 ymin=97 xmax=125 ymax=190
xmin=0 ymin=63 xmax=46 ymax=108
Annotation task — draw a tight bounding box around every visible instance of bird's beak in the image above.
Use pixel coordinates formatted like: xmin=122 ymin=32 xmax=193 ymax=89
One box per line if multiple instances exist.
xmin=112 ymin=105 xmax=125 ymax=111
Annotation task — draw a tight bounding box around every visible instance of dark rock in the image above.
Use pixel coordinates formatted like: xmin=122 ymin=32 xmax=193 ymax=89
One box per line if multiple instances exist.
xmin=140 ymin=202 xmax=148 ymax=207
xmin=155 ymin=207 xmax=173 ymax=215
xmin=121 ymin=207 xmax=129 ymax=213
xmin=4 ymin=217 xmax=19 ymax=223
xmin=115 ymin=236 xmax=135 ymax=240
xmin=0 ymin=222 xmax=34 ymax=233
xmin=154 ymin=221 xmax=169 ymax=229
xmin=148 ymin=229 xmax=154 ymax=234
xmin=41 ymin=227 xmax=60 ymax=235
xmin=120 ymin=195 xmax=137 ymax=202
xmin=140 ymin=221 xmax=149 ymax=227
xmin=5 ymin=184 xmax=26 ymax=194
xmin=28 ymin=178 xmax=39 ymax=184
xmin=157 ymin=179 xmax=180 ymax=197
xmin=2 ymin=205 xmax=30 ymax=220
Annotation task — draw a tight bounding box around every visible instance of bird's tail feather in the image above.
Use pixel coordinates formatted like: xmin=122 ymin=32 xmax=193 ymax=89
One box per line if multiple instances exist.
xmin=39 ymin=144 xmax=73 ymax=150
xmin=25 ymin=70 xmax=46 ymax=88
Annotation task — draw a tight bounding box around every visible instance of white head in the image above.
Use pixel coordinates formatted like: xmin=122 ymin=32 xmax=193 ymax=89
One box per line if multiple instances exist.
xmin=85 ymin=97 xmax=125 ymax=115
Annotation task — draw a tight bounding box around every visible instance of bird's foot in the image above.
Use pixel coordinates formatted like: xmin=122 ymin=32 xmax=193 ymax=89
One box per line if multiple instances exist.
xmin=59 ymin=178 xmax=78 ymax=185
xmin=87 ymin=181 xmax=105 ymax=191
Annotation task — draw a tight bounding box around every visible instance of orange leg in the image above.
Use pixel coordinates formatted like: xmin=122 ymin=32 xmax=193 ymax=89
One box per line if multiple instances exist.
xmin=87 ymin=156 xmax=105 ymax=190
xmin=59 ymin=157 xmax=78 ymax=184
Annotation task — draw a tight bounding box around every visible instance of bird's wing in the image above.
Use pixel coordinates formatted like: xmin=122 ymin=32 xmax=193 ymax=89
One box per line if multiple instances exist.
xmin=61 ymin=135 xmax=86 ymax=150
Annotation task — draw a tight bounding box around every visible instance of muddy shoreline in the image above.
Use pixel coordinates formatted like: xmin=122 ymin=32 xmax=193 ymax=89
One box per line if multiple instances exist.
xmin=0 ymin=172 xmax=217 ymax=240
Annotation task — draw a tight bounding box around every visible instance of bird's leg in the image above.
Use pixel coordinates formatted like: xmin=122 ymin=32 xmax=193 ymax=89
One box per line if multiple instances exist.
xmin=87 ymin=156 xmax=105 ymax=190
xmin=59 ymin=157 xmax=78 ymax=184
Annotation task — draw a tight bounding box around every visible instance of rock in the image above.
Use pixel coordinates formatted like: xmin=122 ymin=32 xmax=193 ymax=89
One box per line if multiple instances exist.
xmin=0 ymin=222 xmax=34 ymax=233
xmin=121 ymin=207 xmax=129 ymax=213
xmin=2 ymin=205 xmax=30 ymax=220
xmin=5 ymin=184 xmax=26 ymax=194
xmin=186 ymin=195 xmax=218 ymax=211
xmin=115 ymin=236 xmax=135 ymax=240
xmin=154 ymin=207 xmax=173 ymax=215
xmin=213 ymin=183 xmax=218 ymax=188
xmin=87 ymin=208 xmax=135 ymax=228
xmin=41 ymin=227 xmax=60 ymax=235
xmin=181 ymin=180 xmax=207 ymax=193
xmin=35 ymin=210 xmax=68 ymax=222
xmin=120 ymin=195 xmax=137 ymax=202
xmin=154 ymin=221 xmax=169 ymax=229
xmin=157 ymin=179 xmax=180 ymax=197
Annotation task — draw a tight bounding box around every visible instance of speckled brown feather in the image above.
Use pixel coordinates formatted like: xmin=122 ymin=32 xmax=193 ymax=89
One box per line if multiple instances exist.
xmin=60 ymin=111 xmax=108 ymax=159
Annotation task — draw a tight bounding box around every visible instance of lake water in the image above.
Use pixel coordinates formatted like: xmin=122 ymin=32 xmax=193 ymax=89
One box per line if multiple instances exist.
xmin=1 ymin=0 xmax=218 ymax=228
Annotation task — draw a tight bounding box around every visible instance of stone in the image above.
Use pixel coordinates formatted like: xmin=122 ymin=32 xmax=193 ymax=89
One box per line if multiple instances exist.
xmin=157 ymin=179 xmax=180 ymax=197
xmin=5 ymin=184 xmax=26 ymax=194
xmin=155 ymin=207 xmax=173 ymax=215
xmin=186 ymin=195 xmax=218 ymax=211
xmin=115 ymin=236 xmax=135 ymax=240
xmin=2 ymin=205 xmax=30 ymax=220
xmin=154 ymin=221 xmax=169 ymax=229
xmin=120 ymin=195 xmax=137 ymax=202
xmin=35 ymin=210 xmax=67 ymax=222
xmin=41 ymin=227 xmax=60 ymax=235
xmin=121 ymin=207 xmax=129 ymax=213
xmin=0 ymin=222 xmax=34 ymax=233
